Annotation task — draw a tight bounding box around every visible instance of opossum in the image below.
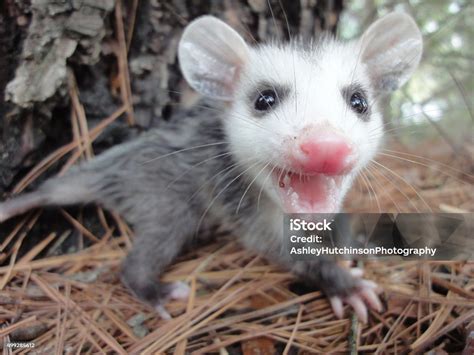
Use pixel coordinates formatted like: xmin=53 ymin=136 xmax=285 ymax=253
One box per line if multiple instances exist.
xmin=0 ymin=13 xmax=423 ymax=322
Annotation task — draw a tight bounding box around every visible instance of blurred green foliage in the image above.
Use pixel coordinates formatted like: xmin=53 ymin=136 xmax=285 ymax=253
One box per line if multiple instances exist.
xmin=339 ymin=0 xmax=473 ymax=147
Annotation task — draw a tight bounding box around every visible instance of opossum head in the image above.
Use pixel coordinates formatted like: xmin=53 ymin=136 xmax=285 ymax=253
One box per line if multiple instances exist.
xmin=178 ymin=13 xmax=422 ymax=213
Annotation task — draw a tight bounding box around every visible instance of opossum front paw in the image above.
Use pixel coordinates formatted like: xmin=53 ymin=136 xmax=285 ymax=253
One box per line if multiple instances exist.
xmin=294 ymin=261 xmax=383 ymax=323
xmin=154 ymin=281 xmax=191 ymax=320
xmin=329 ymin=273 xmax=382 ymax=323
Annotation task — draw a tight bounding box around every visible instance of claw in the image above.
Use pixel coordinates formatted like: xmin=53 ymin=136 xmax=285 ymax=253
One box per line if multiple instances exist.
xmin=329 ymin=296 xmax=344 ymax=319
xmin=359 ymin=285 xmax=383 ymax=312
xmin=347 ymin=295 xmax=368 ymax=323
xmin=155 ymin=304 xmax=172 ymax=320
xmin=328 ymin=266 xmax=383 ymax=323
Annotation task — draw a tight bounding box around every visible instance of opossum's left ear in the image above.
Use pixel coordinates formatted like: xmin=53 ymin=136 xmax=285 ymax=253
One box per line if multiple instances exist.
xmin=360 ymin=12 xmax=423 ymax=92
xmin=178 ymin=16 xmax=250 ymax=101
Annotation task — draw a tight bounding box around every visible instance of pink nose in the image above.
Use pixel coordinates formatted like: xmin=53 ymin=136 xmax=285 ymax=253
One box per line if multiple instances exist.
xmin=296 ymin=133 xmax=355 ymax=175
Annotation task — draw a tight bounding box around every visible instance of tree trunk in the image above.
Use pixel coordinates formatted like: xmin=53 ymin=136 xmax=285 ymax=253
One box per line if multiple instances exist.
xmin=0 ymin=0 xmax=344 ymax=196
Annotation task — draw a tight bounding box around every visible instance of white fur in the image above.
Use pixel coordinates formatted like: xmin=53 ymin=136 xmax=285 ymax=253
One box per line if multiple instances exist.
xmin=179 ymin=13 xmax=422 ymax=212
xmin=224 ymin=38 xmax=383 ymax=209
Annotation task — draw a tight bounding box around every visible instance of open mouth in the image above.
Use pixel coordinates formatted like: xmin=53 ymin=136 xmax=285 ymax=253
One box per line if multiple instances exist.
xmin=272 ymin=168 xmax=343 ymax=213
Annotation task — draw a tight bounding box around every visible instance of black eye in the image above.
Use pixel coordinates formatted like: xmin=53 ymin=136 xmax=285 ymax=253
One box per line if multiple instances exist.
xmin=254 ymin=89 xmax=277 ymax=111
xmin=349 ymin=92 xmax=368 ymax=114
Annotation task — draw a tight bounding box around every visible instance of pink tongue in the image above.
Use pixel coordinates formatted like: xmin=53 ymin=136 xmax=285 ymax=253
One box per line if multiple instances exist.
xmin=277 ymin=173 xmax=334 ymax=213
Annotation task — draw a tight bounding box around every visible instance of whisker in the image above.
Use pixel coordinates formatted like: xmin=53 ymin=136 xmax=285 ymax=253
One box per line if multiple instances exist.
xmin=236 ymin=161 xmax=272 ymax=214
xmin=142 ymin=142 xmax=229 ymax=164
xmin=276 ymin=0 xmax=298 ymax=116
xmin=363 ymin=169 xmax=381 ymax=213
xmin=360 ymin=168 xmax=374 ymax=213
xmin=194 ymin=160 xmax=261 ymax=237
xmin=258 ymin=164 xmax=277 ymax=211
xmin=185 ymin=158 xmax=255 ymax=204
xmin=367 ymin=164 xmax=413 ymax=212
xmin=365 ymin=165 xmax=403 ymax=213
xmin=167 ymin=102 xmax=278 ymax=136
xmin=379 ymin=150 xmax=474 ymax=181
xmin=165 ymin=152 xmax=233 ymax=189
xmin=371 ymin=159 xmax=432 ymax=212
xmin=365 ymin=107 xmax=470 ymax=136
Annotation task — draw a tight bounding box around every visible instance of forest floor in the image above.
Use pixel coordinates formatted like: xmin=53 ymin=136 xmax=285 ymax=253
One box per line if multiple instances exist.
xmin=0 ymin=118 xmax=473 ymax=353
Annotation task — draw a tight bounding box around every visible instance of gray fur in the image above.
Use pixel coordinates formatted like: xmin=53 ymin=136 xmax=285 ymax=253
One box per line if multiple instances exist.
xmin=0 ymin=12 xmax=424 ymax=310
xmin=0 ymin=100 xmax=362 ymax=305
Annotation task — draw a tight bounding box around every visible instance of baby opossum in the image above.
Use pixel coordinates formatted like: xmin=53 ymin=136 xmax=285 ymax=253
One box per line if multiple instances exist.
xmin=0 ymin=13 xmax=422 ymax=322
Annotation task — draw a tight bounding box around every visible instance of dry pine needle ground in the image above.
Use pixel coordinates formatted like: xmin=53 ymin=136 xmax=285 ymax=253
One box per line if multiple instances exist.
xmin=0 ymin=118 xmax=473 ymax=353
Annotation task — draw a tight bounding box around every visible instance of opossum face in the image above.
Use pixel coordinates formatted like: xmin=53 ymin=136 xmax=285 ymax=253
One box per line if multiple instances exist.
xmin=179 ymin=14 xmax=422 ymax=213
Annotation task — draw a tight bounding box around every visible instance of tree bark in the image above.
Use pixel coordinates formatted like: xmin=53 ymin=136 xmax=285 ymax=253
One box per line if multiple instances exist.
xmin=0 ymin=0 xmax=344 ymax=196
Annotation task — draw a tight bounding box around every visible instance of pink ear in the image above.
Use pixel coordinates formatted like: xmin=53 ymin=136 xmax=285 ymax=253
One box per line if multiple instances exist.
xmin=178 ymin=16 xmax=250 ymax=101
xmin=360 ymin=13 xmax=423 ymax=92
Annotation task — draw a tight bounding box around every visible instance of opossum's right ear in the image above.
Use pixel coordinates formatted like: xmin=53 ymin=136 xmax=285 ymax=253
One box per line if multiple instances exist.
xmin=178 ymin=16 xmax=250 ymax=101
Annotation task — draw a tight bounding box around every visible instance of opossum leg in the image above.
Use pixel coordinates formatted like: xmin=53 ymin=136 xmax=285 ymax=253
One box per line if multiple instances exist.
xmin=120 ymin=219 xmax=193 ymax=319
